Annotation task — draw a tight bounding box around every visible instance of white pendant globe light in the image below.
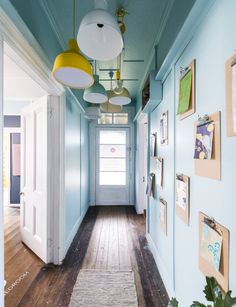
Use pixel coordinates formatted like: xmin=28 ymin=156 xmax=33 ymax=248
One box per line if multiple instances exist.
xmin=83 ymin=74 xmax=107 ymax=103
xmin=77 ymin=0 xmax=123 ymax=61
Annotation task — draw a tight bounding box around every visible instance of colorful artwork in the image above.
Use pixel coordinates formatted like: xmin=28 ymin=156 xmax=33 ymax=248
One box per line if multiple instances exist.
xmin=200 ymin=223 xmax=223 ymax=271
xmin=177 ymin=69 xmax=192 ymax=114
xmin=176 ymin=179 xmax=187 ymax=210
xmin=194 ymin=122 xmax=214 ymax=160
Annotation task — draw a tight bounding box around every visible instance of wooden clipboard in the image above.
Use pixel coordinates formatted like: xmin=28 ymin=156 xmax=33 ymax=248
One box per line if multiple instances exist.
xmin=194 ymin=111 xmax=221 ymax=180
xmin=176 ymin=174 xmax=190 ymax=225
xmin=199 ymin=212 xmax=229 ymax=292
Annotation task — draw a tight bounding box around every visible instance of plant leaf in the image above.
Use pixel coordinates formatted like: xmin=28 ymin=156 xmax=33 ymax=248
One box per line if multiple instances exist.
xmin=168 ymin=298 xmax=179 ymax=307
xmin=214 ymin=291 xmax=236 ymax=307
xmin=204 ymin=277 xmax=220 ymax=302
xmin=190 ymin=301 xmax=208 ymax=307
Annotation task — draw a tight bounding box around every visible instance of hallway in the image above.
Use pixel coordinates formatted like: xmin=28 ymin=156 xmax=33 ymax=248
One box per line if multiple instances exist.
xmin=8 ymin=207 xmax=168 ymax=307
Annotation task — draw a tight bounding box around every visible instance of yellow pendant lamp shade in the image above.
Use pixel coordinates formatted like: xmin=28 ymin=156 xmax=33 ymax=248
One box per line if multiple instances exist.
xmin=52 ymin=39 xmax=94 ymax=89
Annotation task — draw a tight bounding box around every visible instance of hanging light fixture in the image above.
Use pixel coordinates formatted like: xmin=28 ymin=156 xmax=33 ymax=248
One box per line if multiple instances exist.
xmin=100 ymin=71 xmax=122 ymax=112
xmin=52 ymin=0 xmax=94 ymax=89
xmin=77 ymin=0 xmax=123 ymax=61
xmin=83 ymin=61 xmax=107 ymax=103
xmin=109 ymin=55 xmax=131 ymax=105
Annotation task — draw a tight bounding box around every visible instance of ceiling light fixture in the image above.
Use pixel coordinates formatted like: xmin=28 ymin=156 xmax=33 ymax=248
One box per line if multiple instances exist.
xmin=77 ymin=0 xmax=123 ymax=61
xmin=100 ymin=71 xmax=122 ymax=112
xmin=83 ymin=61 xmax=107 ymax=103
xmin=52 ymin=0 xmax=94 ymax=89
xmin=109 ymin=55 xmax=131 ymax=105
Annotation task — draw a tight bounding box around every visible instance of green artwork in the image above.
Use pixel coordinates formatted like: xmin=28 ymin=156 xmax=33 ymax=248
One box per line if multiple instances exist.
xmin=177 ymin=69 xmax=192 ymax=114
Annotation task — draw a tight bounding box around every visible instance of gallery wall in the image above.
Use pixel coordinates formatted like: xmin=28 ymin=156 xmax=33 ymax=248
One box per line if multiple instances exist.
xmin=145 ymin=0 xmax=236 ymax=305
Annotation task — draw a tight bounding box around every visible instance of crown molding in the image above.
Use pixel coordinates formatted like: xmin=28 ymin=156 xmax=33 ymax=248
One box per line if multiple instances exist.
xmin=136 ymin=0 xmax=175 ymax=96
xmin=39 ymin=0 xmax=67 ymax=50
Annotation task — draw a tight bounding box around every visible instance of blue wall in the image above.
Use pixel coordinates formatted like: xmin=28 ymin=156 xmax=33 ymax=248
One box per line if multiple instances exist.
xmin=64 ymin=95 xmax=89 ymax=252
xmin=145 ymin=1 xmax=236 ymax=305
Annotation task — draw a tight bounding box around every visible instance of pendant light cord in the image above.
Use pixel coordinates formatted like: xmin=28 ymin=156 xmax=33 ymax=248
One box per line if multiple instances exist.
xmin=73 ymin=0 xmax=76 ymax=39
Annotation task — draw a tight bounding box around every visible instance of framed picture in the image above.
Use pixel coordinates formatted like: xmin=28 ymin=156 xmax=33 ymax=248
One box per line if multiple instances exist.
xmin=160 ymin=111 xmax=168 ymax=145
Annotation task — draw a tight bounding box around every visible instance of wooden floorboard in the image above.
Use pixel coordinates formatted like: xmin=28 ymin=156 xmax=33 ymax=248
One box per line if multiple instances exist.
xmin=5 ymin=206 xmax=169 ymax=307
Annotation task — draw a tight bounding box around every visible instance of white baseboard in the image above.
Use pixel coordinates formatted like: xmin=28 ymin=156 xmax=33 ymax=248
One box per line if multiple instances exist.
xmin=146 ymin=233 xmax=175 ymax=298
xmin=64 ymin=205 xmax=89 ymax=256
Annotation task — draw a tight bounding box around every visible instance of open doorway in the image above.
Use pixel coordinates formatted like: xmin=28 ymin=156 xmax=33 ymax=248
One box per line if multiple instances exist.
xmin=3 ymin=43 xmax=48 ymax=305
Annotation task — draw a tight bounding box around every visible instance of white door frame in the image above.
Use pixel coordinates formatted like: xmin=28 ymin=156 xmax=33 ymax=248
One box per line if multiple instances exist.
xmin=0 ymin=6 xmax=66 ymax=298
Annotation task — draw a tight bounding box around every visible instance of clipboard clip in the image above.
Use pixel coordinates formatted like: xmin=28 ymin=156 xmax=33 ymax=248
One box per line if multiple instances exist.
xmin=197 ymin=114 xmax=213 ymax=127
xmin=203 ymin=217 xmax=222 ymax=236
xmin=150 ymin=172 xmax=155 ymax=177
xmin=159 ymin=197 xmax=166 ymax=205
xmin=176 ymin=173 xmax=184 ymax=181
xmin=180 ymin=66 xmax=191 ymax=78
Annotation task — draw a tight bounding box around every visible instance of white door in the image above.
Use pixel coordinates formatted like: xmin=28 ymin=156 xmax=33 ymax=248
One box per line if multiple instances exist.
xmin=20 ymin=96 xmax=49 ymax=263
xmin=95 ymin=127 xmax=130 ymax=205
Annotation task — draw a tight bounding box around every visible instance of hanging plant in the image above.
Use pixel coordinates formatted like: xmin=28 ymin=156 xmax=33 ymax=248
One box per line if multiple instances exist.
xmin=168 ymin=277 xmax=236 ymax=307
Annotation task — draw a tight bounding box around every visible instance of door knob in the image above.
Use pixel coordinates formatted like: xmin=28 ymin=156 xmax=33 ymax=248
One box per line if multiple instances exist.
xmin=20 ymin=192 xmax=24 ymax=196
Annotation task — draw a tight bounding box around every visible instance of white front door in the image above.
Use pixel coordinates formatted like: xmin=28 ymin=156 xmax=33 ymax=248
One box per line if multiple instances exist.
xmin=20 ymin=96 xmax=49 ymax=263
xmin=95 ymin=127 xmax=130 ymax=205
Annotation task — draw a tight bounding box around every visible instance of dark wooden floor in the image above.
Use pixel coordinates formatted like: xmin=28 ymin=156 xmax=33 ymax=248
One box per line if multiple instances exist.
xmin=4 ymin=206 xmax=168 ymax=307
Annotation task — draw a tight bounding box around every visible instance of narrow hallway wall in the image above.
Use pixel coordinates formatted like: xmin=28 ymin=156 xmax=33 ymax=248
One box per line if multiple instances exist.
xmin=145 ymin=1 xmax=236 ymax=305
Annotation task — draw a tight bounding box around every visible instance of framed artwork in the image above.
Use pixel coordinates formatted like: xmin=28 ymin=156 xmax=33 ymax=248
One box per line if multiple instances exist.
xmin=159 ymin=198 xmax=167 ymax=235
xmin=156 ymin=157 xmax=163 ymax=188
xmin=160 ymin=111 xmax=168 ymax=145
xmin=176 ymin=174 xmax=190 ymax=225
xmin=194 ymin=121 xmax=214 ymax=160
xmin=225 ymin=53 xmax=236 ymax=136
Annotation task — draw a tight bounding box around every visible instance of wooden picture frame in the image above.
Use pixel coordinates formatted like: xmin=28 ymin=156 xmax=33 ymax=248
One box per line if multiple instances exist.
xmin=176 ymin=174 xmax=190 ymax=225
xmin=178 ymin=59 xmax=196 ymax=120
xmin=159 ymin=198 xmax=167 ymax=235
xmin=225 ymin=53 xmax=236 ymax=136
xmin=194 ymin=111 xmax=221 ymax=180
xmin=199 ymin=212 xmax=229 ymax=292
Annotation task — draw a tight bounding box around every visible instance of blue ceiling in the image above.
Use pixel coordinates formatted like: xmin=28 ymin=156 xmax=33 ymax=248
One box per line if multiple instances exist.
xmin=9 ymin=0 xmax=196 ymax=103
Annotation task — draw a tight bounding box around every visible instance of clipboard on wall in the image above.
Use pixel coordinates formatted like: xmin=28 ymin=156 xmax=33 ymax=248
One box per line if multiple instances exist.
xmin=199 ymin=212 xmax=229 ymax=292
xmin=176 ymin=174 xmax=190 ymax=225
xmin=194 ymin=111 xmax=221 ymax=180
xmin=177 ymin=60 xmax=196 ymax=120
xmin=225 ymin=52 xmax=236 ymax=136
xmin=159 ymin=197 xmax=167 ymax=235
